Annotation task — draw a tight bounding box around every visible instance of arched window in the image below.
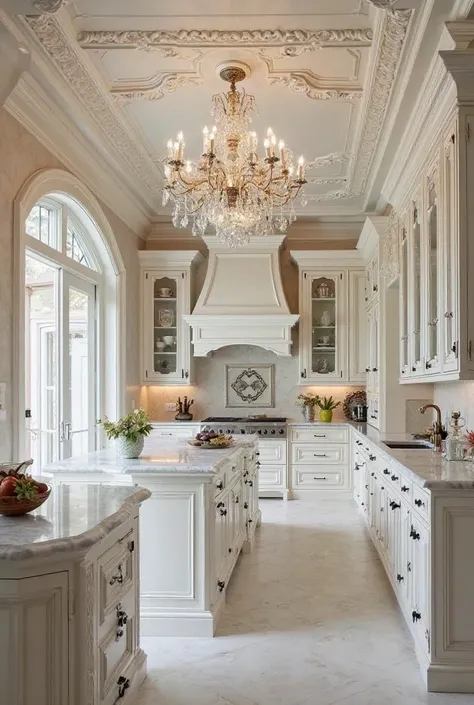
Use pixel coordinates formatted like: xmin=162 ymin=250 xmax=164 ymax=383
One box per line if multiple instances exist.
xmin=14 ymin=169 xmax=126 ymax=470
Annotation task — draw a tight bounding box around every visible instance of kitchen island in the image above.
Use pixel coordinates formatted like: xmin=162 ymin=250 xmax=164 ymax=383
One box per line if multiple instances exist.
xmin=45 ymin=437 xmax=260 ymax=637
xmin=0 ymin=483 xmax=150 ymax=705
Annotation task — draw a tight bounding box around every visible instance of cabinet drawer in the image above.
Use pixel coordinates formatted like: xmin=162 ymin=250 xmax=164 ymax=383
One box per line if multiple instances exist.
xmin=292 ymin=443 xmax=348 ymax=466
xmin=147 ymin=424 xmax=199 ymax=440
xmin=99 ymin=589 xmax=136 ymax=700
xmin=98 ymin=532 xmax=136 ymax=623
xmin=291 ymin=426 xmax=349 ymax=444
xmin=412 ymin=485 xmax=430 ymax=522
xmin=259 ymin=465 xmax=286 ymax=489
xmin=293 ymin=467 xmax=345 ymax=489
xmin=257 ymin=440 xmax=287 ymax=463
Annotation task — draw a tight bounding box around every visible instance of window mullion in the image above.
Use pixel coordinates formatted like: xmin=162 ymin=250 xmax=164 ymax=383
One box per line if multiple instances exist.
xmin=61 ymin=204 xmax=67 ymax=253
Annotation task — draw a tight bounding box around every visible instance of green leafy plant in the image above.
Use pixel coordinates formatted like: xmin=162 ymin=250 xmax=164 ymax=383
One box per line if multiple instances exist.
xmin=296 ymin=392 xmax=321 ymax=407
xmin=97 ymin=409 xmax=153 ymax=442
xmin=317 ymin=396 xmax=341 ymax=411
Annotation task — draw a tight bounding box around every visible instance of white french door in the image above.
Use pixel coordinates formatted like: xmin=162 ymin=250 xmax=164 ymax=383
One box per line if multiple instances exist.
xmin=26 ymin=255 xmax=97 ymax=470
xmin=59 ymin=271 xmax=96 ymax=459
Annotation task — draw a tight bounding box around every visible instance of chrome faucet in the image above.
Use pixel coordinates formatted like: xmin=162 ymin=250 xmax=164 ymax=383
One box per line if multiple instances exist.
xmin=418 ymin=404 xmax=443 ymax=452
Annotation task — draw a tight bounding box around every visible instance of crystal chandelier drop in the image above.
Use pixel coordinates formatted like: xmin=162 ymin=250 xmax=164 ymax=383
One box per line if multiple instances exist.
xmin=162 ymin=62 xmax=307 ymax=247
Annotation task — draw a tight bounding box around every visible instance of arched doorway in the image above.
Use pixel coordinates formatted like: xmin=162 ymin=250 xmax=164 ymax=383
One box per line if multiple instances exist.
xmin=14 ymin=169 xmax=126 ymax=469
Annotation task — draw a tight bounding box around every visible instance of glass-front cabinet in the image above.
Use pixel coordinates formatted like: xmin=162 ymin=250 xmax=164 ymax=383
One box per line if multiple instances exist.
xmin=399 ymin=215 xmax=410 ymax=377
xmin=292 ymin=253 xmax=366 ymax=385
xmin=139 ymin=251 xmax=201 ymax=385
xmin=424 ymin=160 xmax=441 ymax=373
xmin=442 ymin=126 xmax=459 ymax=373
xmin=410 ymin=194 xmax=423 ymax=375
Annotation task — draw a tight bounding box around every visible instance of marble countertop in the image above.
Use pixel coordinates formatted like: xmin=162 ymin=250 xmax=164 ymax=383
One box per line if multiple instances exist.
xmin=44 ymin=437 xmax=256 ymax=477
xmin=0 ymin=484 xmax=151 ymax=561
xmin=354 ymin=425 xmax=474 ymax=490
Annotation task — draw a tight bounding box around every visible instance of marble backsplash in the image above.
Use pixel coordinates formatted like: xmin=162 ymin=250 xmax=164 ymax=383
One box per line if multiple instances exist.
xmin=434 ymin=381 xmax=474 ymax=430
xmin=140 ymin=344 xmax=364 ymax=422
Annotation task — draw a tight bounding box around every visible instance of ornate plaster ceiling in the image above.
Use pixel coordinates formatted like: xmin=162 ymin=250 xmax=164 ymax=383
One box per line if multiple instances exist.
xmin=20 ymin=0 xmax=419 ymax=226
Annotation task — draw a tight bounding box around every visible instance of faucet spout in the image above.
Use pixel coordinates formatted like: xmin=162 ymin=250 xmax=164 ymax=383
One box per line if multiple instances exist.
xmin=418 ymin=404 xmax=443 ymax=452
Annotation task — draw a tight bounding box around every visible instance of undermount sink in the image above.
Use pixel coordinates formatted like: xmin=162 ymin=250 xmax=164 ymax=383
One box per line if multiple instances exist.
xmin=384 ymin=440 xmax=433 ymax=449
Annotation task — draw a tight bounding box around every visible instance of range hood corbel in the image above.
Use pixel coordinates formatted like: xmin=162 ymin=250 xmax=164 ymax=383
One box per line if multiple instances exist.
xmin=184 ymin=235 xmax=298 ymax=356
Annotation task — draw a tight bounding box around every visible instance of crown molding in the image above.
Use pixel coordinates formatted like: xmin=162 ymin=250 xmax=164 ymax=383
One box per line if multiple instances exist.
xmin=356 ymin=215 xmax=388 ymax=260
xmin=138 ymin=250 xmax=203 ymax=268
xmin=348 ymin=9 xmax=413 ymax=197
xmin=5 ymin=72 xmax=151 ymax=237
xmin=77 ymin=28 xmax=373 ymax=51
xmin=23 ymin=13 xmax=163 ymax=199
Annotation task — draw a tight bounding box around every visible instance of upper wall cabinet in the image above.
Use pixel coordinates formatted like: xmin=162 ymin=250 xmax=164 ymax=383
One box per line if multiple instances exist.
xmin=291 ymin=252 xmax=366 ymax=385
xmin=139 ymin=251 xmax=203 ymax=385
xmin=398 ymin=112 xmax=474 ymax=382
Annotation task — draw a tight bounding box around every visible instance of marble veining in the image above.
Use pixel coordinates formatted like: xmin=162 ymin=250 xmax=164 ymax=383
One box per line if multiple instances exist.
xmin=0 ymin=484 xmax=150 ymax=561
xmin=136 ymin=499 xmax=474 ymax=705
xmin=44 ymin=437 xmax=255 ymax=476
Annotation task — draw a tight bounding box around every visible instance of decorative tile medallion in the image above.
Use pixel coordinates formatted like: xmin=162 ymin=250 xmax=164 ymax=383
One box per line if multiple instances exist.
xmin=225 ymin=364 xmax=275 ymax=408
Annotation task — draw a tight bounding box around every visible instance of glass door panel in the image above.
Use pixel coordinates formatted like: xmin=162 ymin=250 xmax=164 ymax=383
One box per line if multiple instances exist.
xmin=25 ymin=254 xmax=59 ymax=472
xmin=426 ymin=170 xmax=439 ymax=368
xmin=400 ymin=221 xmax=409 ymax=374
xmin=60 ymin=272 xmax=96 ymax=459
xmin=153 ymin=275 xmax=179 ymax=377
xmin=443 ymin=130 xmax=458 ymax=370
xmin=311 ymin=275 xmax=339 ymax=378
xmin=411 ymin=199 xmax=422 ymax=371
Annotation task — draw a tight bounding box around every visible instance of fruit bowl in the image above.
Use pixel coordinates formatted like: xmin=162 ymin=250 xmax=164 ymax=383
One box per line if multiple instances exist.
xmin=0 ymin=485 xmax=51 ymax=517
xmin=188 ymin=434 xmax=234 ymax=449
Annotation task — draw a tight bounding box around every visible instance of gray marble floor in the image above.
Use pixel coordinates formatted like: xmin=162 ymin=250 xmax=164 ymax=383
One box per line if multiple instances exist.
xmin=135 ymin=498 xmax=474 ymax=705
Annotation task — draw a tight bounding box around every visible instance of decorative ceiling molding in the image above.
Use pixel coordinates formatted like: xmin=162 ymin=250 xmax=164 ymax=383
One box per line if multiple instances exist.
xmin=111 ymin=71 xmax=203 ymax=103
xmin=77 ymin=28 xmax=373 ymax=52
xmin=268 ymin=74 xmax=363 ymax=101
xmin=305 ymin=152 xmax=352 ymax=170
xmin=365 ymin=0 xmax=399 ymax=8
xmin=306 ymin=189 xmax=357 ymax=201
xmin=31 ymin=0 xmax=71 ymax=13
xmin=24 ymin=14 xmax=162 ymax=194
xmin=307 ymin=177 xmax=347 ymax=185
xmin=348 ymin=9 xmax=412 ymax=195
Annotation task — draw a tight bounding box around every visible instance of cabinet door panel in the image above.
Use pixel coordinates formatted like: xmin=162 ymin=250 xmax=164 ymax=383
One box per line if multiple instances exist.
xmin=410 ymin=196 xmax=423 ymax=374
xmin=0 ymin=572 xmax=69 ymax=705
xmin=308 ymin=272 xmax=345 ymax=381
xmin=349 ymin=270 xmax=367 ymax=383
xmin=442 ymin=127 xmax=460 ymax=373
xmin=400 ymin=216 xmax=410 ymax=378
xmin=410 ymin=516 xmax=430 ymax=652
xmin=424 ymin=159 xmax=442 ymax=374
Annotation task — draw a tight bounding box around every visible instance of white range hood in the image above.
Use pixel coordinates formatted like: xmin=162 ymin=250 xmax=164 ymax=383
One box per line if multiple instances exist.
xmin=184 ymin=235 xmax=298 ymax=356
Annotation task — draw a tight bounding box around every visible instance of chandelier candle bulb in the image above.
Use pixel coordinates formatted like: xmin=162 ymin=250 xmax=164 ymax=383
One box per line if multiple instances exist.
xmin=298 ymin=156 xmax=305 ymax=181
xmin=264 ymin=138 xmax=271 ymax=158
xmin=167 ymin=139 xmax=173 ymax=158
xmin=202 ymin=125 xmax=209 ymax=152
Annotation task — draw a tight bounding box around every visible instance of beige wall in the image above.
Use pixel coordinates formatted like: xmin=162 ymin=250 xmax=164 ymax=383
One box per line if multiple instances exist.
xmin=0 ymin=107 xmax=143 ymax=459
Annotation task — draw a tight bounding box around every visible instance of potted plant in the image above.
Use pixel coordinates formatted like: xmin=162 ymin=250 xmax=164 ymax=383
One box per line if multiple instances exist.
xmin=296 ymin=392 xmax=321 ymax=422
xmin=317 ymin=396 xmax=341 ymax=423
xmin=98 ymin=409 xmax=153 ymax=459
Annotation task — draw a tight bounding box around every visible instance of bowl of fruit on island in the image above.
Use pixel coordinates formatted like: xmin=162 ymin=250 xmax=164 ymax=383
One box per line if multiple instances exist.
xmin=188 ymin=430 xmax=234 ymax=449
xmin=0 ymin=464 xmax=51 ymax=516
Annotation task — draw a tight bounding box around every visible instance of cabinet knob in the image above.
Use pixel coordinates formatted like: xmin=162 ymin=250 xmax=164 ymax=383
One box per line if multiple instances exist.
xmin=396 ymin=574 xmax=404 ymax=583
xmin=220 ymin=508 xmax=227 ymax=516
xmin=391 ymin=502 xmax=401 ymax=510
xmin=369 ymin=454 xmax=376 ymax=461
xmin=216 ymin=481 xmax=224 ymax=490
xmin=391 ymin=475 xmax=399 ymax=481
xmin=372 ymin=367 xmax=378 ymax=372
xmin=244 ymin=502 xmax=249 ymax=509
xmin=217 ymin=580 xmax=226 ymax=592
xmin=301 ymin=369 xmax=307 ymax=379
xmin=411 ymin=365 xmax=416 ymax=372
xmin=410 ymin=526 xmax=420 ymax=540
xmin=425 ymin=361 xmax=432 ymax=369
xmin=365 ymin=367 xmax=370 ymax=373
xmin=412 ymin=610 xmax=422 ymax=623
xmin=407 ymin=561 xmax=412 ymax=572
xmin=383 ymin=469 xmax=390 ymax=475
xmin=414 ymin=498 xmax=425 ymax=508
xmin=401 ymin=485 xmax=409 ymax=492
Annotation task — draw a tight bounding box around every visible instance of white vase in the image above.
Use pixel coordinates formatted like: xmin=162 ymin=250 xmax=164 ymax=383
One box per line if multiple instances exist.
xmin=302 ymin=404 xmax=315 ymax=422
xmin=116 ymin=436 xmax=145 ymax=459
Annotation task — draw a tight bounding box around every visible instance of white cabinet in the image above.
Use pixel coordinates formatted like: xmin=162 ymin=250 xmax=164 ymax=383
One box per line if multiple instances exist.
xmin=291 ymin=252 xmax=365 ymax=385
xmin=257 ymin=439 xmax=288 ymax=501
xmin=290 ymin=424 xmax=350 ymax=497
xmin=398 ymin=111 xmax=474 ymax=382
xmin=139 ymin=251 xmax=202 ymax=385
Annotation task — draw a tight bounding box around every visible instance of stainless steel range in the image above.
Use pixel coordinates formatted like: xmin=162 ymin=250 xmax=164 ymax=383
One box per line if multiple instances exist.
xmin=201 ymin=417 xmax=287 ymax=438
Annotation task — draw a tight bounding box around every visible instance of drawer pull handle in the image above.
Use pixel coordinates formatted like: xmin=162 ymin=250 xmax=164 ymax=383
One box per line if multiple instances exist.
xmin=313 ymin=453 xmax=327 ymax=457
xmin=401 ymin=485 xmax=409 ymax=492
xmin=216 ymin=481 xmax=224 ymax=490
xmin=244 ymin=502 xmax=249 ymax=509
xmin=369 ymin=454 xmax=376 ymax=461
xmin=383 ymin=469 xmax=390 ymax=475
xmin=410 ymin=526 xmax=420 ymax=541
xmin=161 ymin=433 xmax=173 ymax=436
xmin=313 ymin=476 xmax=327 ymax=480
xmin=116 ymin=604 xmax=128 ymax=629
xmin=217 ymin=580 xmax=226 ymax=592
xmin=220 ymin=508 xmax=227 ymax=516
xmin=313 ymin=434 xmax=326 ymax=438
xmin=390 ymin=502 xmax=401 ymax=510
xmin=109 ymin=565 xmax=124 ymax=586
xmin=116 ymin=676 xmax=130 ymax=701
xmin=414 ymin=498 xmax=425 ymax=508
xmin=391 ymin=475 xmax=399 ymax=481
xmin=407 ymin=561 xmax=412 ymax=572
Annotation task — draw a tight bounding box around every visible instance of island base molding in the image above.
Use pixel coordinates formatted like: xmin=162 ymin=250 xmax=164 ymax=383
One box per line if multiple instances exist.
xmin=426 ymin=666 xmax=474 ymax=693
xmin=141 ymin=604 xmax=225 ymax=638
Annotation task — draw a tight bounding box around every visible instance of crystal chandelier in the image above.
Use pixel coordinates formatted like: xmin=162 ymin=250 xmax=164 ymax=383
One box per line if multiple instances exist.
xmin=162 ymin=62 xmax=307 ymax=247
